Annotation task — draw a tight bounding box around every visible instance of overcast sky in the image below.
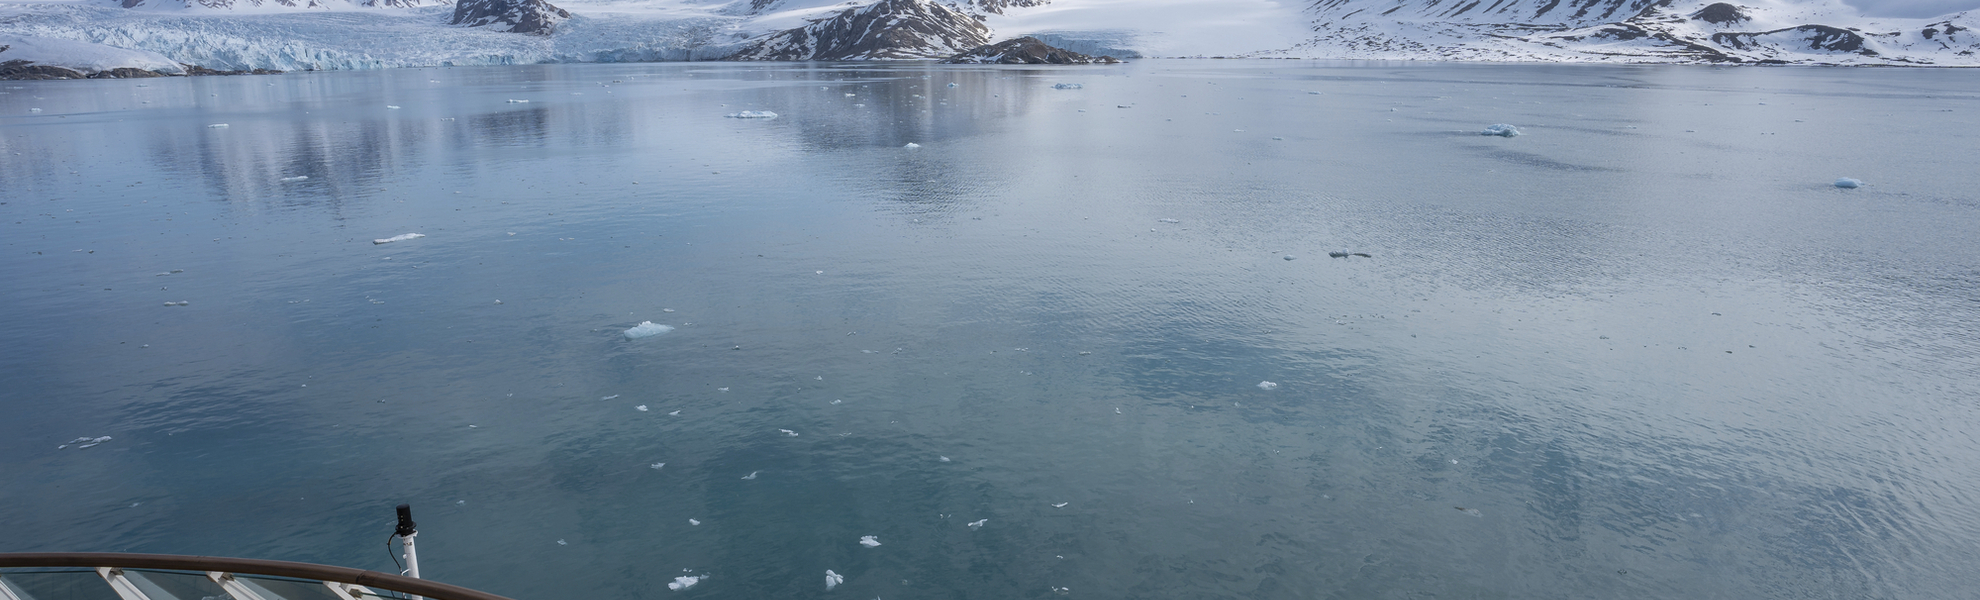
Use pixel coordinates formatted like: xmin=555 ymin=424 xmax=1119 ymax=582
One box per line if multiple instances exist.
xmin=1845 ymin=0 xmax=1979 ymax=17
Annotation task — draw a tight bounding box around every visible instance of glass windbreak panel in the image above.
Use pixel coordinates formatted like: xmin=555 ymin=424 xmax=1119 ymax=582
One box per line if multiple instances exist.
xmin=119 ymin=571 xmax=228 ymax=600
xmin=229 ymin=576 xmax=345 ymax=600
xmin=0 ymin=571 xmax=120 ymax=600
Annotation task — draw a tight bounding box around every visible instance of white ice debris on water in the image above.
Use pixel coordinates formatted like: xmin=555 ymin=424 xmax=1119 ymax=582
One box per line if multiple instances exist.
xmin=624 ymin=321 xmax=675 ymax=339
xmin=1052 ymin=502 xmax=1069 ymax=508
xmin=1456 ymin=506 xmax=1483 ymax=517
xmin=651 ymin=462 xmax=666 ymax=469
xmin=58 ymin=436 xmax=112 ymax=449
xmin=1257 ymin=381 xmax=1278 ymax=390
xmin=669 ymin=410 xmax=681 ymax=416
xmin=602 ymin=395 xmax=620 ymax=400
xmin=386 ymin=105 xmax=401 ymax=109
xmin=208 ymin=124 xmax=228 ymax=128
xmin=373 ymin=233 xmax=424 ymax=245
xmin=967 ymin=519 xmax=987 ymax=530
xmin=938 ymin=456 xmax=951 ymax=462
xmin=859 ymin=535 xmax=881 ymax=547
xmin=280 ymin=175 xmax=309 ymax=182
xmin=1835 ymin=177 xmax=1863 ymax=189
xmin=688 ymin=518 xmax=701 ymax=525
xmin=506 ymin=99 xmax=529 ymax=103
xmin=726 ymin=111 xmax=778 ymax=119
xmin=947 ymin=82 xmax=958 ymax=88
xmin=825 ymin=570 xmax=844 ymax=591
xmin=1157 ymin=218 xmax=1180 ymax=223
xmin=742 ymin=471 xmax=760 ymax=480
xmin=779 ymin=429 xmax=799 ymax=437
xmin=903 ymin=143 xmax=921 ymax=149
xmin=556 ymin=539 xmax=567 ymax=545
xmin=667 ymin=576 xmax=700 ymax=591
xmin=636 ymin=405 xmax=650 ymax=412
xmin=1283 ymin=255 xmax=1296 ymax=261
xmin=1481 ymin=124 xmax=1521 ymax=138
xmin=1052 ymin=83 xmax=1083 ymax=90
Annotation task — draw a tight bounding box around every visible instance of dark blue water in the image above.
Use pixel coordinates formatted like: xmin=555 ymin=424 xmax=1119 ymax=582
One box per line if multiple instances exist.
xmin=3 ymin=61 xmax=1978 ymax=600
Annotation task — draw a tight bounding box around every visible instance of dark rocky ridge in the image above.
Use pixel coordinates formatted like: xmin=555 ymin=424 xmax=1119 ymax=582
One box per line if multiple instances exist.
xmin=941 ymin=36 xmax=1119 ymax=63
xmin=728 ymin=0 xmax=992 ymax=60
xmin=451 ymin=0 xmax=571 ymax=35
xmin=1 ymin=58 xmax=280 ymax=80
xmin=1689 ymin=3 xmax=1749 ymax=25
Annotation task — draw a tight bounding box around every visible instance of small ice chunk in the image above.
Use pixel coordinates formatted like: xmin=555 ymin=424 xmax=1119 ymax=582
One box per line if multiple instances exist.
xmin=825 ymin=570 xmax=844 ymax=590
xmin=742 ymin=471 xmax=759 ymax=480
xmin=1052 ymin=83 xmax=1082 ymax=90
xmin=668 ymin=410 xmax=681 ymax=416
xmin=903 ymin=142 xmax=921 ymax=149
xmin=1052 ymin=502 xmax=1068 ymax=508
xmin=386 ymin=105 xmax=401 ymax=109
xmin=1308 ymin=91 xmax=1321 ymax=95
xmin=859 ymin=535 xmax=881 ymax=547
xmin=1481 ymin=124 xmax=1521 ymax=137
xmin=779 ymin=429 xmax=799 ymax=437
xmin=967 ymin=519 xmax=987 ymax=530
xmin=1257 ymin=381 xmax=1278 ymax=390
xmin=727 ymin=111 xmax=779 ymax=119
xmin=280 ymin=176 xmax=309 ymax=182
xmin=1157 ymin=218 xmax=1180 ymax=223
xmin=208 ymin=124 xmax=228 ymax=128
xmin=30 ymin=108 xmax=43 ymax=112
xmin=1455 ymin=506 xmax=1483 ymax=517
xmin=556 ymin=539 xmax=567 ymax=545
xmin=689 ymin=518 xmax=701 ymax=525
xmin=624 ymin=321 xmax=675 ymax=339
xmin=59 ymin=436 xmax=112 ymax=449
xmin=507 ymin=99 xmax=529 ymax=103
xmin=947 ymin=82 xmax=958 ymax=88
xmin=372 ymin=233 xmax=423 ymax=244
xmin=667 ymin=576 xmax=700 ymax=591
xmin=651 ymin=462 xmax=666 ymax=469
xmin=938 ymin=456 xmax=950 ymax=462
xmin=603 ymin=395 xmax=620 ymax=400
xmin=1116 ymin=105 xmax=1132 ymax=109
xmin=636 ymin=405 xmax=649 ymax=412
xmin=1282 ymin=255 xmax=1296 ymax=261
xmin=1834 ymin=177 xmax=1863 ymax=189
xmin=718 ymin=387 xmax=729 ymax=392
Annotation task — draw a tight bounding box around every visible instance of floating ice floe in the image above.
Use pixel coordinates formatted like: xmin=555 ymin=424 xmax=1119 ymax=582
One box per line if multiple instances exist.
xmin=58 ymin=436 xmax=112 ymax=449
xmin=1835 ymin=177 xmax=1863 ymax=189
xmin=163 ymin=301 xmax=190 ymax=306
xmin=947 ymin=82 xmax=958 ymax=88
xmin=386 ymin=105 xmax=401 ymax=109
xmin=1052 ymin=83 xmax=1082 ymax=90
xmin=727 ymin=111 xmax=778 ymax=119
xmin=1052 ymin=502 xmax=1068 ymax=508
xmin=779 ymin=429 xmax=798 ymax=437
xmin=556 ymin=539 xmax=567 ymax=545
xmin=651 ymin=462 xmax=666 ymax=469
xmin=718 ymin=387 xmax=729 ymax=392
xmin=938 ymin=456 xmax=950 ymax=462
xmin=967 ymin=519 xmax=987 ymax=530
xmin=1053 ymin=586 xmax=1071 ymax=595
xmin=668 ymin=576 xmax=700 ymax=591
xmin=825 ymin=570 xmax=844 ymax=591
xmin=602 ymin=395 xmax=619 ymax=400
xmin=668 ymin=410 xmax=681 ymax=416
xmin=1455 ymin=506 xmax=1483 ymax=517
xmin=903 ymin=143 xmax=921 ymax=149
xmin=688 ymin=518 xmax=700 ymax=525
xmin=624 ymin=321 xmax=675 ymax=339
xmin=636 ymin=405 xmax=650 ymax=412
xmin=373 ymin=233 xmax=424 ymax=244
xmin=506 ymin=99 xmax=529 ymax=103
xmin=280 ymin=175 xmax=309 ymax=182
xmin=1157 ymin=218 xmax=1180 ymax=223
xmin=207 ymin=123 xmax=228 ymax=128
xmin=1282 ymin=255 xmax=1296 ymax=261
xmin=1257 ymin=381 xmax=1278 ymax=390
xmin=1481 ymin=124 xmax=1521 ymax=137
xmin=858 ymin=536 xmax=881 ymax=547
xmin=742 ymin=471 xmax=759 ymax=480
xmin=1116 ymin=105 xmax=1132 ymax=109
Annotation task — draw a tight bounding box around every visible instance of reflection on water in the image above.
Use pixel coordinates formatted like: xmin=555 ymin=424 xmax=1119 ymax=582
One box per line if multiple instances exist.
xmin=2 ymin=61 xmax=1978 ymax=600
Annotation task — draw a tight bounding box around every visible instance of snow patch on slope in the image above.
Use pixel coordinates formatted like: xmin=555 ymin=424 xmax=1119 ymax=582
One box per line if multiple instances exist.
xmin=0 ymin=33 xmax=187 ymax=74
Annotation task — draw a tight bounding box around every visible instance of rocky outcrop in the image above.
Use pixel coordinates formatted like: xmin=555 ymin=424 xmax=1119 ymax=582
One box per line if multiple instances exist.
xmin=1688 ymin=2 xmax=1748 ymax=25
xmin=451 ymin=0 xmax=570 ymax=35
xmin=1712 ymin=25 xmax=1871 ymax=54
xmin=941 ymin=36 xmax=1117 ymax=63
xmin=728 ymin=0 xmax=993 ymax=60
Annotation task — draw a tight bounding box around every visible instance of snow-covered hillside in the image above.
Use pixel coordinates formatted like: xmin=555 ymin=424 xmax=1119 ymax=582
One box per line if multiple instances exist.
xmin=0 ymin=0 xmax=1975 ymax=73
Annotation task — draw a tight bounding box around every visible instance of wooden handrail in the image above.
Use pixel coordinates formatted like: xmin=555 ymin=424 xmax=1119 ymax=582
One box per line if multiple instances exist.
xmin=0 ymin=553 xmax=516 ymax=600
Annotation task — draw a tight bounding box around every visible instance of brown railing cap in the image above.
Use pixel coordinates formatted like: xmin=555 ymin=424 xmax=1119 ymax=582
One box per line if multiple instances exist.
xmin=0 ymin=553 xmax=516 ymax=600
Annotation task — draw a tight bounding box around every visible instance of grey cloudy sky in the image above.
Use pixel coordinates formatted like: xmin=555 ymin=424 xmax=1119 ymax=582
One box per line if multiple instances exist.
xmin=1844 ymin=0 xmax=1979 ymax=17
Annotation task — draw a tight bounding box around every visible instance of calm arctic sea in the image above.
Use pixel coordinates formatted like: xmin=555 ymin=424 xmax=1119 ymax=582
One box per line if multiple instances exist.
xmin=2 ymin=60 xmax=1977 ymax=599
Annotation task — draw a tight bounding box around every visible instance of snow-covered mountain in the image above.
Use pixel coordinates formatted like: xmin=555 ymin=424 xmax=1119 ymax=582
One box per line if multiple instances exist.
xmin=1 ymin=0 xmax=1977 ymax=75
xmin=1278 ymin=0 xmax=1980 ymax=65
xmin=727 ymin=0 xmax=990 ymax=60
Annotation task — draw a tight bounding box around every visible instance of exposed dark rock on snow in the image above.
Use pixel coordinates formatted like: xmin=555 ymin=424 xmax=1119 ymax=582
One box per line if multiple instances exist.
xmin=941 ymin=36 xmax=1118 ymax=63
xmin=1713 ymin=25 xmax=1872 ymax=54
xmin=452 ymin=0 xmax=571 ymax=35
xmin=1689 ymin=3 xmax=1749 ymax=25
xmin=728 ymin=0 xmax=993 ymax=60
